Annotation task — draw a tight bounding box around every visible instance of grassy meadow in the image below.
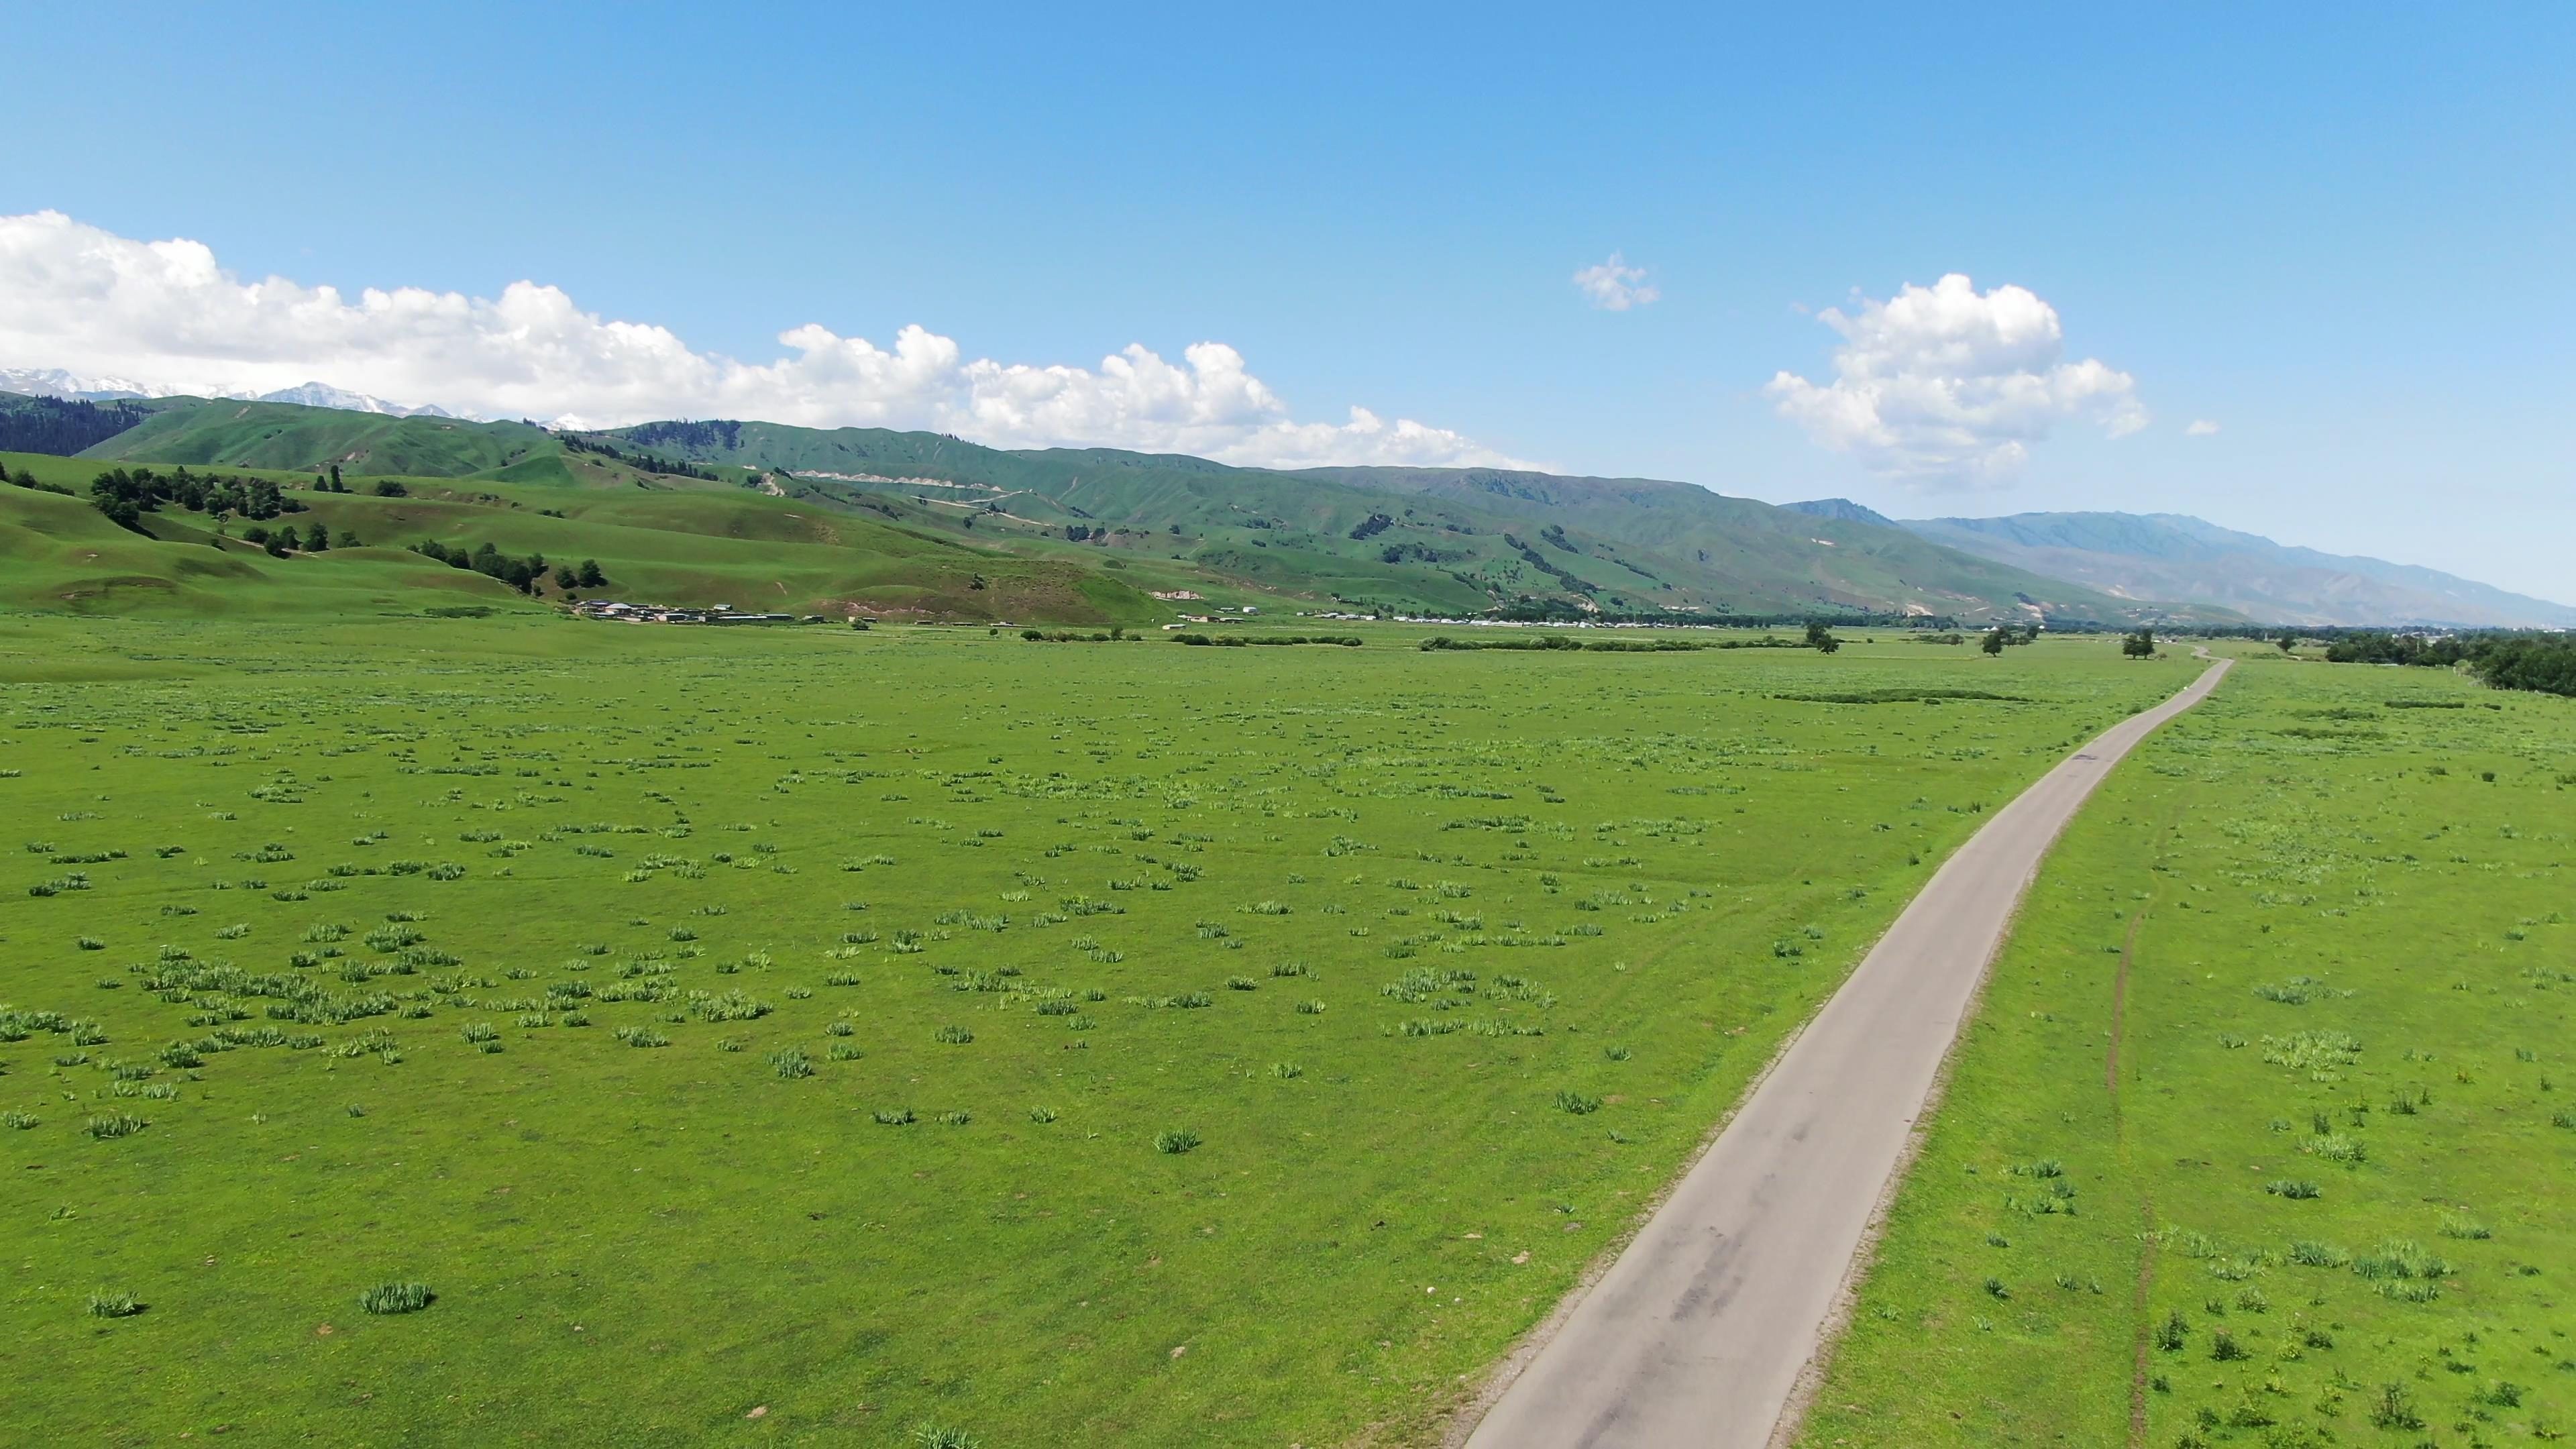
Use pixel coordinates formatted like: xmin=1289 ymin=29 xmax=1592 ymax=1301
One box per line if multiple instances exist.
xmin=1798 ymin=647 xmax=2576 ymax=1447
xmin=0 ymin=613 xmax=2197 ymax=1444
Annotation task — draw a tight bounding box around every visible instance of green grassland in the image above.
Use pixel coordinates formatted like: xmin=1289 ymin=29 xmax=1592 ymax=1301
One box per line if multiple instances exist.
xmin=1798 ymin=648 xmax=2576 ymax=1446
xmin=0 ymin=616 xmax=2197 ymax=1444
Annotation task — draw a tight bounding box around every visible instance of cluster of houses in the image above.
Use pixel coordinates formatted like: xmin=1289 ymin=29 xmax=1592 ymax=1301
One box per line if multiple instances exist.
xmin=572 ymin=600 xmax=806 ymax=625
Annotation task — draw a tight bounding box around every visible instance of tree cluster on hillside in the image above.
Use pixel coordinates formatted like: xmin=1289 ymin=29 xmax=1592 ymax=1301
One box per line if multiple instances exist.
xmin=620 ymin=419 xmax=745 ymax=454
xmin=0 ymin=396 xmax=150 ymax=455
xmin=2122 ymin=629 xmax=2157 ymax=657
xmin=2326 ymin=631 xmax=2576 ymax=698
xmin=87 ymin=466 xmax=301 ymax=531
xmin=7 ymin=466 xmax=74 ymax=496
xmin=559 ymin=433 xmax=721 ymax=482
xmin=408 ymin=539 xmax=590 ymax=594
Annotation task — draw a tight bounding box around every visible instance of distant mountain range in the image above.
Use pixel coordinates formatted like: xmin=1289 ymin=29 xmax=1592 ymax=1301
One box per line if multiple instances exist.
xmin=1874 ymin=507 xmax=2568 ymax=629
xmin=0 ymin=367 xmax=456 ymax=419
xmin=3 ymin=374 xmax=2557 ymax=629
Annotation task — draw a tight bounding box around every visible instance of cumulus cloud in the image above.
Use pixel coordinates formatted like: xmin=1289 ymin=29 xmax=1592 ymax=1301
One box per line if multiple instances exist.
xmin=1764 ymin=273 xmax=2145 ymax=486
xmin=2186 ymin=419 xmax=2220 ymax=436
xmin=0 ymin=210 xmax=1526 ymax=468
xmin=1572 ymin=253 xmax=1659 ymax=311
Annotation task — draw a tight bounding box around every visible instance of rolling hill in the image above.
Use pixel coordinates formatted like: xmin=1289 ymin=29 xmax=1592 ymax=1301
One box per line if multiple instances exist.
xmin=1893 ymin=511 xmax=2576 ymax=629
xmin=0 ymin=450 xmax=1166 ymax=624
xmin=4 ymin=388 xmax=2224 ymax=624
xmin=580 ymin=418 xmax=2202 ymax=625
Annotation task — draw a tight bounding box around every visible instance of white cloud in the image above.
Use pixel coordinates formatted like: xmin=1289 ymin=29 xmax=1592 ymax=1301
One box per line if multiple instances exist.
xmin=2186 ymin=419 xmax=2220 ymax=436
xmin=0 ymin=210 xmax=1527 ymax=470
xmin=1572 ymin=253 xmax=1660 ymax=311
xmin=1764 ymin=273 xmax=2145 ymax=486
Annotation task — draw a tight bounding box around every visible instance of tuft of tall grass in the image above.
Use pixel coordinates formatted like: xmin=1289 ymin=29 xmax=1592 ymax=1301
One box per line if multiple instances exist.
xmin=872 ymin=1107 xmax=915 ymax=1126
xmin=358 ymin=1282 xmax=433 ymax=1315
xmin=1554 ymin=1091 xmax=1602 ymax=1115
xmin=768 ymin=1047 xmax=813 ymax=1079
xmin=85 ymin=1113 xmax=146 ymax=1139
xmin=934 ymin=1025 xmax=973 ymax=1044
xmin=1155 ymin=1128 xmax=1201 ymax=1155
xmin=87 ymin=1290 xmax=144 ymax=1318
xmin=1028 ymin=1106 xmax=1059 ymax=1123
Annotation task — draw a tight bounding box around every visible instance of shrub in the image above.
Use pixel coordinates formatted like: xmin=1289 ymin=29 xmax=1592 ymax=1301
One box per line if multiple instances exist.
xmin=2209 ymin=1329 xmax=2249 ymax=1361
xmin=2369 ymin=1382 xmax=2424 ymax=1430
xmin=2153 ymin=1309 xmax=2188 ymax=1350
xmin=358 ymin=1282 xmax=433 ymax=1316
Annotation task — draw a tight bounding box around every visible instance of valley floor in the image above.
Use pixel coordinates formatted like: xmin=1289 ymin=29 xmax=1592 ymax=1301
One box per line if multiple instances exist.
xmin=0 ymin=614 xmax=2190 ymax=1445
xmin=1796 ymin=647 xmax=2576 ymax=1446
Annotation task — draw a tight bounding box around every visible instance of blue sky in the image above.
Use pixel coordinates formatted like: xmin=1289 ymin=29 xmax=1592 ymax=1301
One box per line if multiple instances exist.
xmin=6 ymin=1 xmax=2570 ymax=598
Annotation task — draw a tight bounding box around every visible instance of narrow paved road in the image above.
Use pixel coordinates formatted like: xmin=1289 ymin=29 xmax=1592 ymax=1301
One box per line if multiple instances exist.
xmin=1463 ymin=659 xmax=2233 ymax=1449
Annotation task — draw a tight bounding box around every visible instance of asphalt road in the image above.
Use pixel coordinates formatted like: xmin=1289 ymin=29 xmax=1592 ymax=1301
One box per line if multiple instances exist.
xmin=1462 ymin=658 xmax=2233 ymax=1449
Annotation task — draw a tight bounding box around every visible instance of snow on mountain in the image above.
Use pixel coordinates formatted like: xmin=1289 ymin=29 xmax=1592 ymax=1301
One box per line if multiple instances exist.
xmin=2 ymin=364 xmax=474 ymax=419
xmin=253 ymin=382 xmax=453 ymax=417
xmin=0 ymin=366 xmax=169 ymax=400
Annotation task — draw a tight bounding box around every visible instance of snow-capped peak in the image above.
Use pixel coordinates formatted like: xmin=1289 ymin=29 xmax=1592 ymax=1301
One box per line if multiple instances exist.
xmin=254 ymin=382 xmax=453 ymax=418
xmin=0 ymin=366 xmax=169 ymax=400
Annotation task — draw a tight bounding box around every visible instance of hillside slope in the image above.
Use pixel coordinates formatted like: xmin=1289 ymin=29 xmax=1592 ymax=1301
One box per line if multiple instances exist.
xmin=1901 ymin=511 xmax=2576 ymax=628
xmin=78 ymin=400 xmax=571 ymax=482
xmin=11 ymin=394 xmax=2237 ymax=624
xmin=1 ymin=451 xmax=1163 ymax=624
xmin=600 ymin=421 xmax=2206 ymax=625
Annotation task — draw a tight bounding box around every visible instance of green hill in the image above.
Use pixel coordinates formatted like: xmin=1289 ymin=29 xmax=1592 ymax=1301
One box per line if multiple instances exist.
xmin=1 ymin=451 xmax=1164 ymax=625
xmin=9 ymin=394 xmax=2239 ymax=625
xmin=585 ymin=420 xmax=2211 ymax=625
xmin=76 ymin=400 xmax=573 ymax=482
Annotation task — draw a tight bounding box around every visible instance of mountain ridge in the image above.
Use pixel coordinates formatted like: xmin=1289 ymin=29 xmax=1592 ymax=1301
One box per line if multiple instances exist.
xmin=1900 ymin=510 xmax=2575 ymax=628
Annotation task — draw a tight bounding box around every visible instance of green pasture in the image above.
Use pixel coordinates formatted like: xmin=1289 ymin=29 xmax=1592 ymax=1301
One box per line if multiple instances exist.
xmin=1799 ymin=649 xmax=2576 ymax=1446
xmin=0 ymin=616 xmax=2193 ymax=1444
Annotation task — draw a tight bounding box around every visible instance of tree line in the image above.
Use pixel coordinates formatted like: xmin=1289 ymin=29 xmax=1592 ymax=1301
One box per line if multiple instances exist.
xmin=409 ymin=539 xmax=606 ymax=595
xmin=559 ymin=433 xmax=721 ymax=482
xmin=2324 ymin=631 xmax=2576 ymax=698
xmin=0 ymin=396 xmax=150 ymax=455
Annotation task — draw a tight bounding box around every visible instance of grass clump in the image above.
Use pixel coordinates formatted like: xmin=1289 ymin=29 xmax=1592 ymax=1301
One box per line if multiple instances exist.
xmin=1155 ymin=1128 xmax=1201 ymax=1155
xmin=87 ymin=1290 xmax=143 ymax=1319
xmin=358 ymin=1282 xmax=433 ymax=1316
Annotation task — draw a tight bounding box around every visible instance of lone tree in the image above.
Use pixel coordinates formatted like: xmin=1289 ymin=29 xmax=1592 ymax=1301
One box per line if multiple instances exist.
xmin=1804 ymin=621 xmax=1841 ymax=655
xmin=2123 ymin=629 xmax=2157 ymax=658
xmin=1982 ymin=628 xmax=2008 ymax=655
xmin=576 ymin=559 xmax=606 ymax=588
